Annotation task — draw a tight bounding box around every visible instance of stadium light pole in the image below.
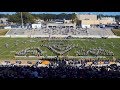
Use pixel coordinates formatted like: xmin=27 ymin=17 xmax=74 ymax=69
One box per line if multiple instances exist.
xmin=21 ymin=12 xmax=24 ymax=28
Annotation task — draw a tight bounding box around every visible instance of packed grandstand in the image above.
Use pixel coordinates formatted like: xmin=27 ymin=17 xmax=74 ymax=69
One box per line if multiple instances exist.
xmin=5 ymin=27 xmax=116 ymax=38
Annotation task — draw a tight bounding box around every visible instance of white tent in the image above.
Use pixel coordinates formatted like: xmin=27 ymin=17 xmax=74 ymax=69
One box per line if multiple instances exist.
xmin=32 ymin=24 xmax=41 ymax=29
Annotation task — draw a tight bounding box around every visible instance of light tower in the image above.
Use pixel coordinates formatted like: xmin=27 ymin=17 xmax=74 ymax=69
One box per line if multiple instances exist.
xmin=21 ymin=12 xmax=24 ymax=28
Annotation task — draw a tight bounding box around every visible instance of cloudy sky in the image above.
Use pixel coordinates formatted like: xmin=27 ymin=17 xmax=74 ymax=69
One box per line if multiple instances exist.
xmin=0 ymin=12 xmax=120 ymax=15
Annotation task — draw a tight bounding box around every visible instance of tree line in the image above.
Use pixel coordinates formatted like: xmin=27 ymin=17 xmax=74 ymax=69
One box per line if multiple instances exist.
xmin=32 ymin=13 xmax=76 ymax=21
xmin=1 ymin=12 xmax=120 ymax=24
xmin=0 ymin=12 xmax=77 ymax=24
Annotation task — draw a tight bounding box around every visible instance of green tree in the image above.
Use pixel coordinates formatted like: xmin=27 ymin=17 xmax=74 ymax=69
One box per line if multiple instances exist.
xmin=8 ymin=12 xmax=35 ymax=24
xmin=76 ymin=20 xmax=81 ymax=26
xmin=71 ymin=13 xmax=77 ymax=23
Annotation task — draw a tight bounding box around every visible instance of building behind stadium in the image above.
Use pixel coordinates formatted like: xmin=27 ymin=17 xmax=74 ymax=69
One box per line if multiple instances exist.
xmin=76 ymin=13 xmax=116 ymax=28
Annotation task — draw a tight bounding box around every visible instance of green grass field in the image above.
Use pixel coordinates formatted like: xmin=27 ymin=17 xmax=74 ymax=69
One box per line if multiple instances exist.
xmin=0 ymin=37 xmax=120 ymax=60
xmin=0 ymin=29 xmax=9 ymax=35
xmin=111 ymin=29 xmax=120 ymax=36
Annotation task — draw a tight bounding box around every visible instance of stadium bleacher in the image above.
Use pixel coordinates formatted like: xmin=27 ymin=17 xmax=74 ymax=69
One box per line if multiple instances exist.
xmin=6 ymin=27 xmax=115 ymax=38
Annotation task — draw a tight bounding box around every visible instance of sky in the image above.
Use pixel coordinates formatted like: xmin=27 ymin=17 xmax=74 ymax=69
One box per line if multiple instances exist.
xmin=0 ymin=12 xmax=120 ymax=15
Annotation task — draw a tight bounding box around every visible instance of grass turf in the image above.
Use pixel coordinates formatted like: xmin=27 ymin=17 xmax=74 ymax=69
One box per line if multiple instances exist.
xmin=0 ymin=29 xmax=9 ymax=35
xmin=111 ymin=29 xmax=120 ymax=36
xmin=0 ymin=37 xmax=120 ymax=60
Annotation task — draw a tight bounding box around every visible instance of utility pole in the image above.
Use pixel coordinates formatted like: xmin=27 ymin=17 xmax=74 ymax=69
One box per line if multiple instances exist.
xmin=21 ymin=12 xmax=24 ymax=28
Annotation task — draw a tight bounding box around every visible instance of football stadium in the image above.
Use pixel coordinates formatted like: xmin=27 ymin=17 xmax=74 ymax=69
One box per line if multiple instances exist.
xmin=0 ymin=12 xmax=120 ymax=78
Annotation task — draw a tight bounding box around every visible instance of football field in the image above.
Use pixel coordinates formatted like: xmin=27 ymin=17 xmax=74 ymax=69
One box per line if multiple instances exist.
xmin=0 ymin=37 xmax=120 ymax=60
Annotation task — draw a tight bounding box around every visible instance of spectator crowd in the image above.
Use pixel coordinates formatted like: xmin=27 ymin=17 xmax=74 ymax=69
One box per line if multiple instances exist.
xmin=0 ymin=59 xmax=120 ymax=78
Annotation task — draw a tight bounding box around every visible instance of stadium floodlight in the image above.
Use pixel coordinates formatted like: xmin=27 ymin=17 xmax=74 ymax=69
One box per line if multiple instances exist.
xmin=21 ymin=12 xmax=24 ymax=28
